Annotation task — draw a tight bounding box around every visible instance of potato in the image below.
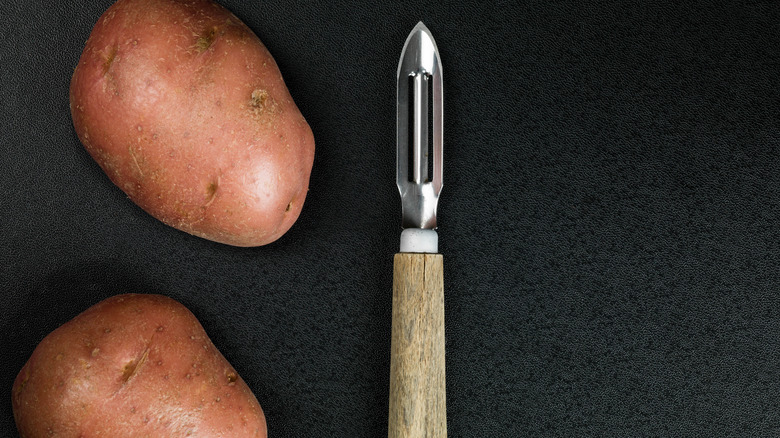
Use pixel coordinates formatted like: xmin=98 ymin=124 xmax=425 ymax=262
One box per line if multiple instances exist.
xmin=12 ymin=294 xmax=266 ymax=437
xmin=70 ymin=0 xmax=315 ymax=246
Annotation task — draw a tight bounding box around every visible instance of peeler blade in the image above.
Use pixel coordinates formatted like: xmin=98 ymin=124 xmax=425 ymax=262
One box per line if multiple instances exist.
xmin=397 ymin=21 xmax=443 ymax=230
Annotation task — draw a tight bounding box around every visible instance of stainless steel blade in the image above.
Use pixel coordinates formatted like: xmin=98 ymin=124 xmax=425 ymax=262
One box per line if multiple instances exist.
xmin=397 ymin=21 xmax=443 ymax=230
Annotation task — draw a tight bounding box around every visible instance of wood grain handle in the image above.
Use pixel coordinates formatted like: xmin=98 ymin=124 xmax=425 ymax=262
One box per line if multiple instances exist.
xmin=389 ymin=253 xmax=446 ymax=438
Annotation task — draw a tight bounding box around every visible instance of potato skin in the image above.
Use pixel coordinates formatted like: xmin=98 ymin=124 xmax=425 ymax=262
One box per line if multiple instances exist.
xmin=70 ymin=0 xmax=315 ymax=246
xmin=12 ymin=294 xmax=266 ymax=437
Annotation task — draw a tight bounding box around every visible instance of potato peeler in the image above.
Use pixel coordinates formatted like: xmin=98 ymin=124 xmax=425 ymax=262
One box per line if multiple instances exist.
xmin=388 ymin=22 xmax=446 ymax=438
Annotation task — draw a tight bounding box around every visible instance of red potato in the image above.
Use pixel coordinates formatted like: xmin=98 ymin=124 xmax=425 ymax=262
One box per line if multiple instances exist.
xmin=70 ymin=0 xmax=315 ymax=246
xmin=12 ymin=294 xmax=266 ymax=437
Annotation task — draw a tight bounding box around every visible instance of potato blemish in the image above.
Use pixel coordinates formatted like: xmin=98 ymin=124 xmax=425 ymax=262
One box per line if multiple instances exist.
xmin=121 ymin=347 xmax=150 ymax=384
xmin=250 ymin=89 xmax=268 ymax=107
xmin=250 ymin=88 xmax=278 ymax=116
xmin=102 ymin=45 xmax=118 ymax=75
xmin=226 ymin=370 xmax=237 ymax=385
xmin=196 ymin=27 xmax=219 ymax=52
xmin=14 ymin=370 xmax=29 ymax=398
xmin=205 ymin=179 xmax=219 ymax=206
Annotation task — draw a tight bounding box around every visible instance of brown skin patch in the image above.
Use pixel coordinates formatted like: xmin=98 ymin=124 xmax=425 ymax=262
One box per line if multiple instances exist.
xmin=196 ymin=27 xmax=219 ymax=52
xmin=207 ymin=181 xmax=218 ymax=198
xmin=102 ymin=45 xmax=118 ymax=75
xmin=250 ymin=89 xmax=269 ymax=108
xmin=205 ymin=179 xmax=219 ymax=206
xmin=121 ymin=347 xmax=150 ymax=384
xmin=13 ymin=368 xmax=29 ymax=399
xmin=249 ymin=89 xmax=280 ymax=121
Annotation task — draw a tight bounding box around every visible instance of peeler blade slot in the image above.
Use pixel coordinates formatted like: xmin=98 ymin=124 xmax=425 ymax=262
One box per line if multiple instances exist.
xmin=408 ymin=73 xmax=433 ymax=183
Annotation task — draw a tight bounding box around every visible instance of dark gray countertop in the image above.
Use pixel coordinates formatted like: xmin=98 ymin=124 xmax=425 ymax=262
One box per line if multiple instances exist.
xmin=3 ymin=1 xmax=780 ymax=436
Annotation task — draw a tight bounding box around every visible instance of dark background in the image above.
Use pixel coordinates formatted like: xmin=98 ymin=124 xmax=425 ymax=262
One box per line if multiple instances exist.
xmin=3 ymin=0 xmax=780 ymax=436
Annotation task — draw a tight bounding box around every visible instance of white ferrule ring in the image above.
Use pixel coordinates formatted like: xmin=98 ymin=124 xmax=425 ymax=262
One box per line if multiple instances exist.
xmin=400 ymin=228 xmax=439 ymax=253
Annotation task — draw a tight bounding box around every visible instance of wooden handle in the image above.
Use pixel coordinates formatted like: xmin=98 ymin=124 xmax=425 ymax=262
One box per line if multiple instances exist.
xmin=389 ymin=253 xmax=446 ymax=438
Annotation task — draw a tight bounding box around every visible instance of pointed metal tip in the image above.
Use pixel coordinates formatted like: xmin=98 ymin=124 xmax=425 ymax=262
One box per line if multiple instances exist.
xmin=406 ymin=21 xmax=434 ymax=46
xmin=398 ymin=21 xmax=442 ymax=79
xmin=413 ymin=21 xmax=429 ymax=32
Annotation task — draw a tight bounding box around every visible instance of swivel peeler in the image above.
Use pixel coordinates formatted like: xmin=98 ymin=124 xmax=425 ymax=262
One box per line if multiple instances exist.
xmin=388 ymin=21 xmax=446 ymax=438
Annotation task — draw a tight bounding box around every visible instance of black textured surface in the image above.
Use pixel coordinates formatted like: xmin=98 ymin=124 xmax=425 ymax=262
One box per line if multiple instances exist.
xmin=3 ymin=0 xmax=780 ymax=436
